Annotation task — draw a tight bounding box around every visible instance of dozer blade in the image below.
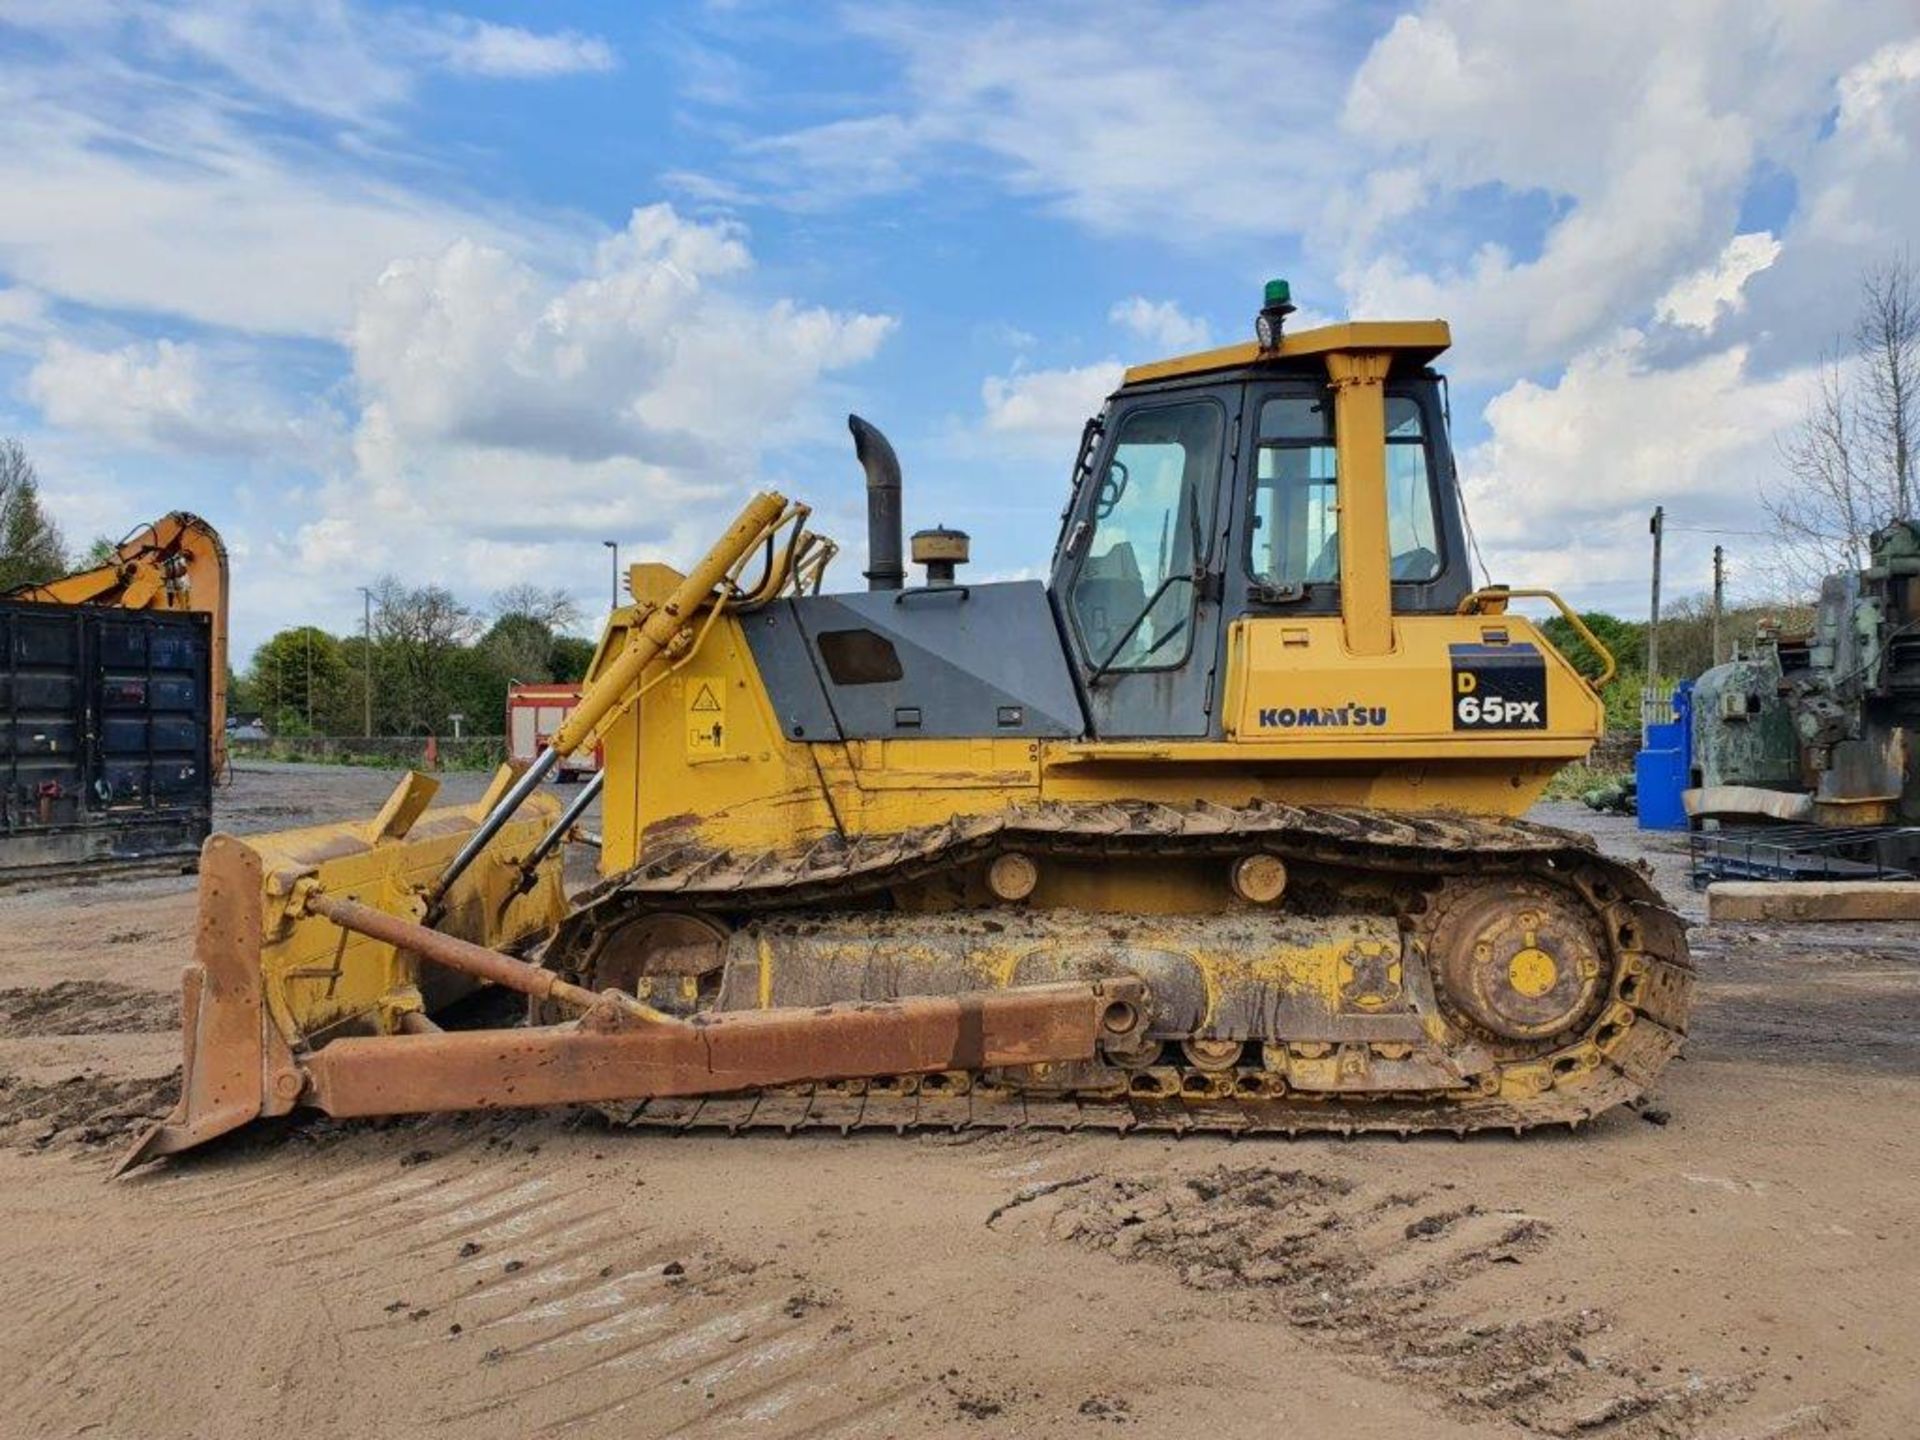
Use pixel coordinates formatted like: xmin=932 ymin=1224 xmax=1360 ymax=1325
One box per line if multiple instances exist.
xmin=119 ymin=770 xmax=1147 ymax=1173
xmin=119 ymin=768 xmax=571 ymax=1172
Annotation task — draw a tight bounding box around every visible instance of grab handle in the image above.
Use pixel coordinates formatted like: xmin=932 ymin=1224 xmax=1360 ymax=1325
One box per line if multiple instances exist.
xmin=1457 ymin=587 xmax=1617 ymax=692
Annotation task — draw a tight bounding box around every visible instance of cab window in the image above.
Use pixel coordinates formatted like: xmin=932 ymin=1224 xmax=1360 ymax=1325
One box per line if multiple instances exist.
xmin=1248 ymin=391 xmax=1442 ymax=592
xmin=1069 ymin=400 xmax=1224 ymax=672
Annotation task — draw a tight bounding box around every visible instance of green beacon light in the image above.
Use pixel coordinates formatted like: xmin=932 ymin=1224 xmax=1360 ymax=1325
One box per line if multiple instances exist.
xmin=1255 ymin=278 xmax=1296 ymax=350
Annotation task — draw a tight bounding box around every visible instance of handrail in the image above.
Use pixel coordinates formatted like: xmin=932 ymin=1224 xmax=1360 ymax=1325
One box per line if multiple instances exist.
xmin=1457 ymin=586 xmax=1617 ymax=692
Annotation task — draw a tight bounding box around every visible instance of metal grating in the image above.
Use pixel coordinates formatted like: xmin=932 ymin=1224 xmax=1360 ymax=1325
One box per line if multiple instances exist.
xmin=1689 ymin=821 xmax=1920 ymax=887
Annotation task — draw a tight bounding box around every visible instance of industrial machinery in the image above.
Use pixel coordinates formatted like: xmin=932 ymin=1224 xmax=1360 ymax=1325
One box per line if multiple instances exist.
xmin=2 ymin=513 xmax=227 ymax=875
xmin=1687 ymin=520 xmax=1920 ymax=877
xmin=123 ymin=291 xmax=1690 ymax=1171
xmin=1691 ymin=520 xmax=1920 ymax=824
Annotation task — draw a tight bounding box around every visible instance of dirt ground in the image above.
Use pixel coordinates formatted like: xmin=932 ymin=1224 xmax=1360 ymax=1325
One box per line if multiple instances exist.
xmin=1 ymin=763 xmax=1916 ymax=1439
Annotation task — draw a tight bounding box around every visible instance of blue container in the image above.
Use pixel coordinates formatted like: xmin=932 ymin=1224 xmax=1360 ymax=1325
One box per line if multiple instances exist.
xmin=1635 ymin=681 xmax=1694 ymax=831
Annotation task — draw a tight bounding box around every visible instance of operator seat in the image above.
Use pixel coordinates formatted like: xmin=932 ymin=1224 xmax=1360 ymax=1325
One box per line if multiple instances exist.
xmin=1074 ymin=540 xmax=1147 ymax=664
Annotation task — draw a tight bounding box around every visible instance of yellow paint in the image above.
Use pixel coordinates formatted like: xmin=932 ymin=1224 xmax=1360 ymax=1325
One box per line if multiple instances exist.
xmin=364 ymin=770 xmax=440 ymax=844
xmin=552 ymin=492 xmax=788 ymax=758
xmin=247 ymin=791 xmax=567 ymax=1043
xmin=1509 ymin=947 xmax=1559 ymax=998
xmin=591 ymin=605 xmax=1599 ymax=872
xmin=181 ymin=316 xmax=1670 ymax=1131
xmin=1327 ymin=350 xmax=1395 ymax=657
xmin=1221 ymin=614 xmax=1602 ymax=752
xmin=1122 ymin=320 xmax=1451 ymax=385
xmin=544 ymin=327 xmax=1608 ymax=875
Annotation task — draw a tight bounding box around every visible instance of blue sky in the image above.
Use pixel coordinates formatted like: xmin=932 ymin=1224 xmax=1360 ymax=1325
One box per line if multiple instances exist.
xmin=2 ymin=1 xmax=1917 ymax=660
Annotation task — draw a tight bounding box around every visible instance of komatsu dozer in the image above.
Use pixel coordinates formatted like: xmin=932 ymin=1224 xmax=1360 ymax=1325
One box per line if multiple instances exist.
xmin=122 ymin=288 xmax=1691 ymax=1172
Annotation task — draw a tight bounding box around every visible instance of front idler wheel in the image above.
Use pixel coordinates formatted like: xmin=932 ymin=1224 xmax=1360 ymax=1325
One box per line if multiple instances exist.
xmin=1427 ymin=877 xmax=1607 ymax=1047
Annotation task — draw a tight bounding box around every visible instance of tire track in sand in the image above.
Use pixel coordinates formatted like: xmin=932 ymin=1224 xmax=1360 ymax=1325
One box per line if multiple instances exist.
xmin=140 ymin=1126 xmax=927 ymax=1438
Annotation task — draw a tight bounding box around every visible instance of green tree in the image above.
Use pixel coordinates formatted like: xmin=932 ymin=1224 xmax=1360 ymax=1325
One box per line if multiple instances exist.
xmin=444 ymin=643 xmax=513 ymax=736
xmin=479 ymin=612 xmax=558 ymax=685
xmin=247 ymin=626 xmax=350 ymax=735
xmin=1540 ymin=610 xmax=1645 ymax=683
xmin=369 ymin=576 xmax=480 ymax=734
xmin=550 ymin=635 xmax=595 ymax=682
xmin=0 ymin=438 xmax=68 ymax=589
xmin=1637 ymin=592 xmax=1818 ymax=681
xmin=464 ymin=587 xmax=596 ymax=726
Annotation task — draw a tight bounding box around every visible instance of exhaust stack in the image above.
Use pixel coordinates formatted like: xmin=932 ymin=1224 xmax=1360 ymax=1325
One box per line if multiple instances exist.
xmin=850 ymin=414 xmax=904 ymax=592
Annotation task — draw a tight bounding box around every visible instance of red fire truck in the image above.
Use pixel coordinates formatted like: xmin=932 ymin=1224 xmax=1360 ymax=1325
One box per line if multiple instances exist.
xmin=506 ymin=683 xmax=601 ymax=780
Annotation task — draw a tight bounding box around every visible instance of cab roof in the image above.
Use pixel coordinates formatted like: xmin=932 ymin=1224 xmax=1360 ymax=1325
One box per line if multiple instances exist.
xmin=1121 ymin=319 xmax=1451 ymax=387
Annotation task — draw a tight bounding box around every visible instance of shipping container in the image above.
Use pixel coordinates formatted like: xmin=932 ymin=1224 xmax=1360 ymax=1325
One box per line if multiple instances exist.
xmin=0 ymin=599 xmax=213 ymax=874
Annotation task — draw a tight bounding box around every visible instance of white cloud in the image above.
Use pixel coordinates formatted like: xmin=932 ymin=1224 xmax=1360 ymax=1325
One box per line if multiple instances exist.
xmin=19 ymin=451 xmax=143 ymax=554
xmin=0 ymin=11 xmax=882 ymax=652
xmin=1461 ymin=328 xmax=1807 ymax=606
xmin=4 ymin=4 xmax=621 ymax=118
xmin=1108 ymin=297 xmax=1210 ymax=353
xmin=0 ymin=6 xmax=605 ymax=338
xmin=427 ymin=19 xmax=618 ymax=79
xmin=1337 ymin=1 xmax=1915 ymax=375
xmin=1790 ymin=34 xmax=1920 ymax=258
xmin=0 ymin=99 xmax=525 ymax=337
xmin=688 ymin=0 xmax=1911 ymax=384
xmin=682 ymin=1 xmax=1356 ymax=235
xmin=10 ymin=0 xmax=1920 ymax=648
xmin=1835 ymin=35 xmax=1920 ymax=151
xmin=979 ymin=360 xmax=1125 ymax=457
xmin=721 ymin=115 xmax=934 ymax=210
xmin=347 ymin=205 xmax=890 ymax=468
xmin=25 ymin=337 xmax=331 ymax=458
xmin=298 ymin=204 xmax=895 ymax=575
xmin=1654 ymin=232 xmax=1783 ymax=332
xmin=0 ymin=285 xmax=47 ymax=337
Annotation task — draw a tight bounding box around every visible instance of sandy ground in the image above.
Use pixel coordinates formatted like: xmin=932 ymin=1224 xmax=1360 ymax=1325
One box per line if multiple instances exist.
xmin=1 ymin=763 xmax=1916 ymax=1439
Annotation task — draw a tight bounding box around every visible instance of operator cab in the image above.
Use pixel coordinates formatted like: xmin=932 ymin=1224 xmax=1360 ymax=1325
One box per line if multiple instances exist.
xmin=746 ymin=284 xmax=1474 ymax=748
xmin=1045 ymin=284 xmax=1471 ymax=738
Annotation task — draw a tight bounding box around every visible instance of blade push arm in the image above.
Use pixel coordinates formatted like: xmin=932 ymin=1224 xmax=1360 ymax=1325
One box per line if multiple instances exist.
xmin=119 ymin=828 xmax=1149 ymax=1172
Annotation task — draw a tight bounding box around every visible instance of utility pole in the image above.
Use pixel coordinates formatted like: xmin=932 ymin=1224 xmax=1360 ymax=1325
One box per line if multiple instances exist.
xmin=1711 ymin=545 xmax=1726 ymax=667
xmin=1647 ymin=506 xmax=1664 ymax=682
xmin=358 ymin=586 xmax=374 ymax=739
xmin=603 ymin=539 xmax=619 ymax=612
xmin=304 ymin=627 xmax=313 ymax=731
xmin=1645 ymin=505 xmax=1665 ymax=741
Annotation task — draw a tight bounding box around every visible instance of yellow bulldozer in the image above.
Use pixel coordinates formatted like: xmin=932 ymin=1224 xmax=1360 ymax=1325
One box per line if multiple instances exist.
xmin=121 ymin=287 xmax=1690 ymax=1172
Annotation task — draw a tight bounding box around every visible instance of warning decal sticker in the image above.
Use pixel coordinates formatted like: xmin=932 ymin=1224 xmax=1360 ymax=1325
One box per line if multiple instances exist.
xmin=686 ymin=678 xmax=726 ymax=755
xmin=1448 ymin=643 xmax=1548 ymax=731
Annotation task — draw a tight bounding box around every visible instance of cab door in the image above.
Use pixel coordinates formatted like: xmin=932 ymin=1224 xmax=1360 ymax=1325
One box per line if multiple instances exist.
xmin=1052 ymin=388 xmax=1238 ymax=737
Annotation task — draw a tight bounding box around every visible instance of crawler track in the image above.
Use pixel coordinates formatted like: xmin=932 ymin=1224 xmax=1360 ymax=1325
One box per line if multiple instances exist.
xmin=545 ymin=801 xmax=1692 ymax=1137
